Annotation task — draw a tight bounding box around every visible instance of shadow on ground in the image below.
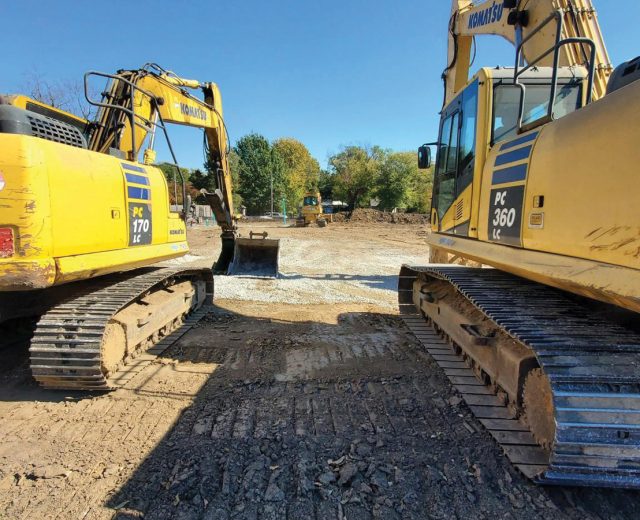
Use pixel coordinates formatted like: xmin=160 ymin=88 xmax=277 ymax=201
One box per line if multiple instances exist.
xmin=102 ymin=304 xmax=640 ymax=520
xmin=278 ymin=273 xmax=399 ymax=292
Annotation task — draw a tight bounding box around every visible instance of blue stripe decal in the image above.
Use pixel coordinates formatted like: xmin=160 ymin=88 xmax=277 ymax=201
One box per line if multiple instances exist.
xmin=127 ymin=186 xmax=150 ymax=200
xmin=492 ymin=164 xmax=528 ymax=185
xmin=495 ymin=145 xmax=532 ymax=167
xmin=125 ymin=173 xmax=149 ymax=186
xmin=121 ymin=162 xmax=146 ymax=173
xmin=500 ymin=132 xmax=539 ymax=151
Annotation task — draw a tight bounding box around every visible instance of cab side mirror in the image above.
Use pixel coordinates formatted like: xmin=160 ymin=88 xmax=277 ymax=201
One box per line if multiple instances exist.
xmin=418 ymin=144 xmax=432 ymax=169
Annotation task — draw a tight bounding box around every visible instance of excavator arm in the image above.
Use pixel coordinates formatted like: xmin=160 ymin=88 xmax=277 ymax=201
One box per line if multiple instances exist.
xmin=87 ymin=65 xmax=234 ymax=232
xmin=444 ymin=0 xmax=612 ymax=106
xmin=85 ymin=64 xmax=251 ymax=272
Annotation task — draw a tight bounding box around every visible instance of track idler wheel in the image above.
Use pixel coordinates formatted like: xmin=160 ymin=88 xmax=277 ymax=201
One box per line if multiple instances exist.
xmin=523 ymin=368 xmax=556 ymax=450
xmin=101 ymin=322 xmax=127 ymax=376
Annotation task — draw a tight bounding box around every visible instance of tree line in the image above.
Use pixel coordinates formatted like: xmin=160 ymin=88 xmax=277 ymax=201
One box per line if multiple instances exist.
xmin=162 ymin=134 xmax=434 ymax=216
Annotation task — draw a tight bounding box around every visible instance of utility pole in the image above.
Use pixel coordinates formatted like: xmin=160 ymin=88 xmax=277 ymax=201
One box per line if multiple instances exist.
xmin=282 ymin=197 xmax=287 ymax=225
xmin=270 ymin=172 xmax=274 ymax=216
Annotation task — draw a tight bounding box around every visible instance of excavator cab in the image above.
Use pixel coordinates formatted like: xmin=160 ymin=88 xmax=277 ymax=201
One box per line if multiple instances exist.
xmin=427 ymin=66 xmax=587 ymax=240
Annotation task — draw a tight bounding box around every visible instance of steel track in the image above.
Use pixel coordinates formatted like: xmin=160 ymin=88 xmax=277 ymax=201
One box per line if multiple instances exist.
xmin=29 ymin=267 xmax=213 ymax=390
xmin=399 ymin=264 xmax=640 ymax=488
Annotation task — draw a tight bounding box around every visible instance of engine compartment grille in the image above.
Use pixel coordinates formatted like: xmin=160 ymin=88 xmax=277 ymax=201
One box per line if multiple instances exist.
xmin=27 ymin=114 xmax=86 ymax=148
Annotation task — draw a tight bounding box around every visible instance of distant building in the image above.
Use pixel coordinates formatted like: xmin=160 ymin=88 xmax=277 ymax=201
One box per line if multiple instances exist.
xmin=322 ymin=200 xmax=349 ymax=214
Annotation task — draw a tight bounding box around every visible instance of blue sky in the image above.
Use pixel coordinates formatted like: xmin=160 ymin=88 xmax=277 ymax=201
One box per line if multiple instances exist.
xmin=4 ymin=1 xmax=638 ymax=169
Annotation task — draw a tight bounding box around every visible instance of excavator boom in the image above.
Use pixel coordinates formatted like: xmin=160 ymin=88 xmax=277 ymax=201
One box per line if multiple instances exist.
xmin=85 ymin=64 xmax=278 ymax=275
xmin=444 ymin=0 xmax=612 ymax=105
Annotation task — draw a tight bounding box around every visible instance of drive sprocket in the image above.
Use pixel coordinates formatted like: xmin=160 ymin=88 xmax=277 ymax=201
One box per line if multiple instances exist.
xmin=523 ymin=368 xmax=556 ymax=450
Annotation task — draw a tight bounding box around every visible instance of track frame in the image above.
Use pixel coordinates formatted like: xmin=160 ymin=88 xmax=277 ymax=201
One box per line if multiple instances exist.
xmin=400 ymin=264 xmax=640 ymax=488
xmin=29 ymin=267 xmax=213 ymax=390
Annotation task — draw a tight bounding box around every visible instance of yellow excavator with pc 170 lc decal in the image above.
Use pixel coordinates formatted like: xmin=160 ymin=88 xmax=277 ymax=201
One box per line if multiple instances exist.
xmin=0 ymin=63 xmax=279 ymax=390
xmin=399 ymin=0 xmax=640 ymax=488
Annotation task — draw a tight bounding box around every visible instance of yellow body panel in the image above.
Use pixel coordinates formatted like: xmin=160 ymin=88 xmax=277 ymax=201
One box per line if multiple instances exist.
xmin=475 ymin=80 xmax=640 ymax=270
xmin=55 ymin=242 xmax=188 ymax=285
xmin=301 ymin=204 xmax=322 ymax=220
xmin=521 ymin=81 xmax=640 ymax=268
xmin=0 ymin=134 xmax=188 ymax=291
xmin=430 ymin=68 xmax=640 ymax=312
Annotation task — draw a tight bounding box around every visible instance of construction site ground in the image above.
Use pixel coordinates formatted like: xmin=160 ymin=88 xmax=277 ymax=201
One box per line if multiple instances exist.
xmin=0 ymin=221 xmax=639 ymax=519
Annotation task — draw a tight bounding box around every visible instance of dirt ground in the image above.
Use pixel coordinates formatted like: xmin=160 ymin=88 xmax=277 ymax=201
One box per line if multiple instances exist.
xmin=0 ymin=222 xmax=639 ymax=519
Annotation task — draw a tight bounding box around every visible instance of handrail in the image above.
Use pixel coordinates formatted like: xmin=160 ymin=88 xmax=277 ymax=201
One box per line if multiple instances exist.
xmin=513 ymin=10 xmax=596 ymax=133
xmin=84 ymin=71 xmax=189 ymax=218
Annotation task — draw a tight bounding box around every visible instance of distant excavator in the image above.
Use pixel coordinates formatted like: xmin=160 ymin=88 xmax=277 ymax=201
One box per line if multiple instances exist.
xmin=0 ymin=63 xmax=279 ymax=389
xmin=400 ymin=0 xmax=640 ymax=487
xmin=296 ymin=191 xmax=329 ymax=227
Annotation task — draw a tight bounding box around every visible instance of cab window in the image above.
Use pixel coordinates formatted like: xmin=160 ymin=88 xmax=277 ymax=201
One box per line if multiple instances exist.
xmin=433 ymin=111 xmax=459 ymax=220
xmin=303 ymin=196 xmax=318 ymax=206
xmin=457 ymin=81 xmax=478 ymax=196
xmin=493 ymin=82 xmax=582 ymax=143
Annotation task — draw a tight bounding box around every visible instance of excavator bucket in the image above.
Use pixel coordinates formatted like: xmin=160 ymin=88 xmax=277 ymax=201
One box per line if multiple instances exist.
xmin=227 ymin=232 xmax=280 ymax=277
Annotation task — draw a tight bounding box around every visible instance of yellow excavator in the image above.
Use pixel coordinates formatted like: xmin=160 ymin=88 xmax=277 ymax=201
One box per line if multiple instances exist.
xmin=400 ymin=0 xmax=640 ymax=487
xmin=0 ymin=63 xmax=279 ymax=389
xmin=296 ymin=191 xmax=329 ymax=227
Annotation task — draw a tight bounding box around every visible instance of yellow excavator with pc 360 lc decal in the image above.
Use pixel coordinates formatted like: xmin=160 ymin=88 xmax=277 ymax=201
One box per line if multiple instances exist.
xmin=0 ymin=63 xmax=279 ymax=390
xmin=400 ymin=0 xmax=640 ymax=488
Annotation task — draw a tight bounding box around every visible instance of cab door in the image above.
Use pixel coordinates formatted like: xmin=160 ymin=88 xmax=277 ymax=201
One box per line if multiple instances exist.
xmin=452 ymin=80 xmax=479 ymax=237
xmin=431 ymin=80 xmax=479 ymax=236
xmin=431 ymin=105 xmax=460 ymax=233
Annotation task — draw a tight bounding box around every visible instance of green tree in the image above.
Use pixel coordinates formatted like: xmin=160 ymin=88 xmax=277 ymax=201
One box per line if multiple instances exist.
xmin=189 ymin=168 xmax=212 ymax=191
xmin=272 ymin=138 xmax=320 ymax=211
xmin=318 ymin=169 xmax=335 ymax=200
xmin=156 ymin=162 xmax=192 ymax=205
xmin=187 ymin=168 xmax=214 ymax=205
xmin=234 ymin=134 xmax=284 ymax=215
xmin=406 ymin=162 xmax=434 ymax=214
xmin=201 ymin=150 xmax=243 ymax=209
xmin=375 ymin=151 xmax=419 ymax=211
xmin=227 ymin=150 xmax=243 ymax=210
xmin=329 ymin=145 xmax=385 ymax=209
